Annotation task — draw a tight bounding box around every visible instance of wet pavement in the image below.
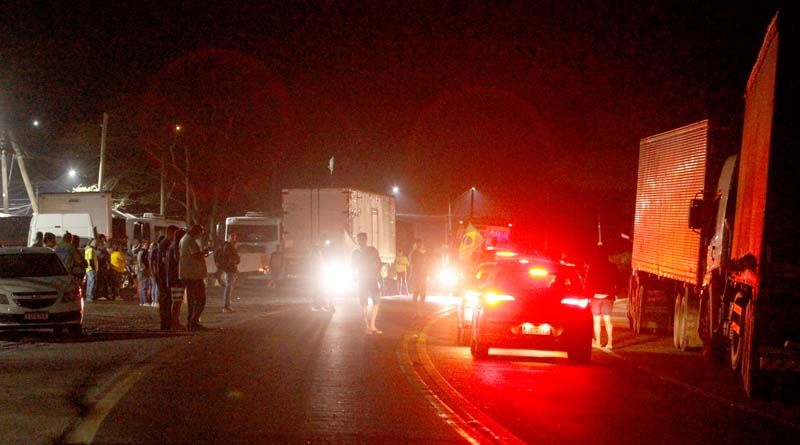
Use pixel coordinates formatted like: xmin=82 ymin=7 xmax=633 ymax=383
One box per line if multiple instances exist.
xmin=2 ymin=286 xmax=799 ymax=444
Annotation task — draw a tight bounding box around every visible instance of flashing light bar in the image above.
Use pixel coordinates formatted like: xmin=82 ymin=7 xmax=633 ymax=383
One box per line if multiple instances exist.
xmin=495 ymin=251 xmax=517 ymax=257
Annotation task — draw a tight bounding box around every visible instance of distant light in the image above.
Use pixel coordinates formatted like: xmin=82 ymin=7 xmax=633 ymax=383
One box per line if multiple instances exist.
xmin=508 ymin=223 xmax=513 ymax=228
xmin=392 ymin=185 xmax=400 ymax=194
xmin=470 ymin=186 xmax=476 ymax=191
xmin=68 ymin=169 xmax=77 ymax=178
xmin=32 ymin=120 xmax=40 ymax=127
xmin=175 ymin=124 xmax=182 ymax=132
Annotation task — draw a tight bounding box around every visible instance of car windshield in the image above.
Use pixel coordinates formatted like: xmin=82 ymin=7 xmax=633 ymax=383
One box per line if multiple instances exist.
xmin=0 ymin=253 xmax=69 ymax=278
xmin=228 ymin=225 xmax=278 ymax=244
xmin=493 ymin=262 xmax=584 ymax=295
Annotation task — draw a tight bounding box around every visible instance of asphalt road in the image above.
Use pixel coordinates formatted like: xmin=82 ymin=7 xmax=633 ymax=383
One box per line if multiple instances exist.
xmin=2 ymin=282 xmax=800 ymax=444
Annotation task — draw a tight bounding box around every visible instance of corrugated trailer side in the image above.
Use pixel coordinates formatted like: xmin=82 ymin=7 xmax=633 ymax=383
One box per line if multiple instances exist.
xmin=632 ymin=120 xmax=708 ymax=285
xmin=730 ymin=9 xmax=800 ymax=398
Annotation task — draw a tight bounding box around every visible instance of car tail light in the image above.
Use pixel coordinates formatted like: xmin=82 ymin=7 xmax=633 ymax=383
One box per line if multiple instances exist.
xmin=528 ymin=267 xmax=550 ymax=278
xmin=484 ymin=291 xmax=515 ymax=305
xmin=495 ymin=251 xmax=517 ymax=257
xmin=561 ymin=297 xmax=589 ymax=309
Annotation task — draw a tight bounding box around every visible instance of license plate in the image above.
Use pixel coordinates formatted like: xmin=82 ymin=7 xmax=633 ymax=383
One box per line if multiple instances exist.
xmin=24 ymin=312 xmax=49 ymax=321
xmin=522 ymin=324 xmax=550 ymax=335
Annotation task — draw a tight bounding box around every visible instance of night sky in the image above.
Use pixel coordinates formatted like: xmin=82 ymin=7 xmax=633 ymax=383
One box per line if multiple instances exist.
xmin=0 ymin=0 xmax=783 ymax=254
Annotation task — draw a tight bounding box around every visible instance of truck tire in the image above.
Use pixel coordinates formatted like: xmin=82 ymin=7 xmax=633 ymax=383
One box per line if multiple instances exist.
xmin=741 ymin=299 xmax=770 ymax=399
xmin=684 ymin=289 xmax=702 ymax=349
xmin=700 ymin=285 xmax=724 ymax=362
xmin=673 ymin=290 xmax=684 ymax=349
xmin=632 ymin=284 xmax=645 ymax=335
xmin=729 ymin=292 xmax=747 ymax=371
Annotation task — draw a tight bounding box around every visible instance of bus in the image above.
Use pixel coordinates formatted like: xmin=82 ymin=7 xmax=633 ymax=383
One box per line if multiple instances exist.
xmin=224 ymin=212 xmax=281 ymax=275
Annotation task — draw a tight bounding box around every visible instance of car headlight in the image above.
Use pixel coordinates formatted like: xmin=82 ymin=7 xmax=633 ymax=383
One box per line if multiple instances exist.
xmin=62 ymin=290 xmax=79 ymax=303
xmin=0 ymin=293 xmax=8 ymax=305
xmin=320 ymin=261 xmax=355 ymax=294
xmin=437 ymin=267 xmax=459 ymax=286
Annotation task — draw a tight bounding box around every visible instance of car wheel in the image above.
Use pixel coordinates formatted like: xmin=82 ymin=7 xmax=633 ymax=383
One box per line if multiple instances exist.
xmin=458 ymin=325 xmax=471 ymax=346
xmin=568 ymin=339 xmax=592 ymax=364
xmin=470 ymin=330 xmax=489 ymax=359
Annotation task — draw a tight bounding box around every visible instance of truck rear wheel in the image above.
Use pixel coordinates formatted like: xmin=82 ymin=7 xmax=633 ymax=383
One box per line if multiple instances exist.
xmin=673 ymin=290 xmax=684 ymax=349
xmin=729 ymin=292 xmax=747 ymax=371
xmin=632 ymin=284 xmax=644 ymax=335
xmin=741 ymin=298 xmax=770 ymax=399
xmin=700 ymin=285 xmax=724 ymax=362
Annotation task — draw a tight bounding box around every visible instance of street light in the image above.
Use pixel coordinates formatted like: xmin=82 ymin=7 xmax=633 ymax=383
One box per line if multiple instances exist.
xmin=32 ymin=120 xmax=40 ymax=127
xmin=68 ymin=169 xmax=77 ymax=178
xmin=392 ymin=185 xmax=400 ymax=195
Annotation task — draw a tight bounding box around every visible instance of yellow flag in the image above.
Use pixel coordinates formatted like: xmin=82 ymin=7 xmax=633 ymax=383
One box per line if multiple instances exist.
xmin=459 ymin=223 xmax=484 ymax=262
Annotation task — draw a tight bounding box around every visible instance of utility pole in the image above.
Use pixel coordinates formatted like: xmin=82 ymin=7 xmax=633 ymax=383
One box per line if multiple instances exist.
xmin=6 ymin=130 xmax=38 ymax=214
xmin=97 ymin=112 xmax=108 ymax=190
xmin=469 ymin=187 xmax=475 ymax=220
xmin=161 ymin=125 xmax=180 ymax=216
xmin=1 ymin=147 xmax=8 ymax=213
xmin=184 ymin=129 xmax=190 ymax=225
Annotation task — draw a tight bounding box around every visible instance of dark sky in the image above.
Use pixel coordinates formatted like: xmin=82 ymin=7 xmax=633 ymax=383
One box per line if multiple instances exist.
xmin=0 ymin=0 xmax=783 ymax=251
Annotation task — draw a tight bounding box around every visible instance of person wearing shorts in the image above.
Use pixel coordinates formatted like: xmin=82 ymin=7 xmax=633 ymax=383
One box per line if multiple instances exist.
xmin=586 ymin=243 xmax=617 ymax=349
xmin=352 ymin=232 xmax=382 ymax=334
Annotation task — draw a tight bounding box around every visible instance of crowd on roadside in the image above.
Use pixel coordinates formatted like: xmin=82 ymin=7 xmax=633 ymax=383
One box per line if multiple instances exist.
xmin=31 ymin=224 xmax=241 ymax=332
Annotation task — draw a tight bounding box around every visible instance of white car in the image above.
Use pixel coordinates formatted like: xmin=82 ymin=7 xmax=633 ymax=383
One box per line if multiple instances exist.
xmin=0 ymin=247 xmax=83 ymax=334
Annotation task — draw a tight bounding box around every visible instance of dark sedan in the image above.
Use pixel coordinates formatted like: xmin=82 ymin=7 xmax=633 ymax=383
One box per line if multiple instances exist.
xmin=470 ymin=255 xmax=592 ymax=362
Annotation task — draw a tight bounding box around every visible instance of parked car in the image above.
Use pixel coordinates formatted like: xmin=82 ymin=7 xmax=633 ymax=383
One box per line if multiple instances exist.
xmin=0 ymin=247 xmax=83 ymax=335
xmin=469 ymin=254 xmax=592 ymax=363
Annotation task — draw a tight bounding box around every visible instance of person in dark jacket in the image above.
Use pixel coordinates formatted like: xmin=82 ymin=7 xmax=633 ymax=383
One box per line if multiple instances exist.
xmin=152 ymin=230 xmax=176 ymax=330
xmin=585 ymin=243 xmax=617 ymax=349
xmin=166 ymin=229 xmax=186 ymax=330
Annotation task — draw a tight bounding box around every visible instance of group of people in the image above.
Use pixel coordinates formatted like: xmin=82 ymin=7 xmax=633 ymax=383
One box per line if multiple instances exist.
xmin=32 ymin=224 xmax=241 ymax=332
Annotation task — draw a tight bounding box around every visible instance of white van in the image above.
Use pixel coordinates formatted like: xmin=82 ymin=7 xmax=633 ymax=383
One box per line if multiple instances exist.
xmin=28 ymin=213 xmax=95 ymax=247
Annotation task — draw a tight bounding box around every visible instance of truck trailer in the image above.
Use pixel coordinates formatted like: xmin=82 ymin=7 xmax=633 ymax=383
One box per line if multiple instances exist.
xmin=37 ymin=192 xmax=113 ymax=239
xmin=281 ymin=188 xmax=396 ymax=264
xmin=628 ymin=10 xmax=799 ymax=398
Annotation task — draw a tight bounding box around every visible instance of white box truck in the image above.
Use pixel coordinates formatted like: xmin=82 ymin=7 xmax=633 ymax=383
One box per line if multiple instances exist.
xmin=281 ymin=188 xmax=396 ymax=263
xmin=37 ymin=192 xmax=113 ymax=239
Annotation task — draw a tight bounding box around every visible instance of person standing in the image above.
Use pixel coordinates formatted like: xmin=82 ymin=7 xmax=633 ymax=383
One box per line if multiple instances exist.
xmin=55 ymin=232 xmax=75 ymax=272
xmin=109 ymin=243 xmax=125 ymax=301
xmin=96 ymin=235 xmax=111 ymax=301
xmin=136 ymin=241 xmax=151 ymax=306
xmin=409 ymin=238 xmax=430 ymax=317
xmin=352 ymin=232 xmax=382 ymax=334
xmin=84 ymin=239 xmax=99 ymax=302
xmin=149 ymin=236 xmax=165 ymax=308
xmin=217 ymin=233 xmax=240 ymax=313
xmin=167 ymin=228 xmax=186 ymax=330
xmin=70 ymin=234 xmax=86 ymax=283
xmin=268 ymin=244 xmax=285 ymax=289
xmin=180 ymin=225 xmax=210 ymax=331
xmin=393 ymin=249 xmax=410 ymax=295
xmin=31 ymin=231 xmax=44 ymax=247
xmin=155 ymin=228 xmax=178 ymax=330
xmin=586 ymin=243 xmax=617 ymax=349
xmin=43 ymin=232 xmax=57 ymax=249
